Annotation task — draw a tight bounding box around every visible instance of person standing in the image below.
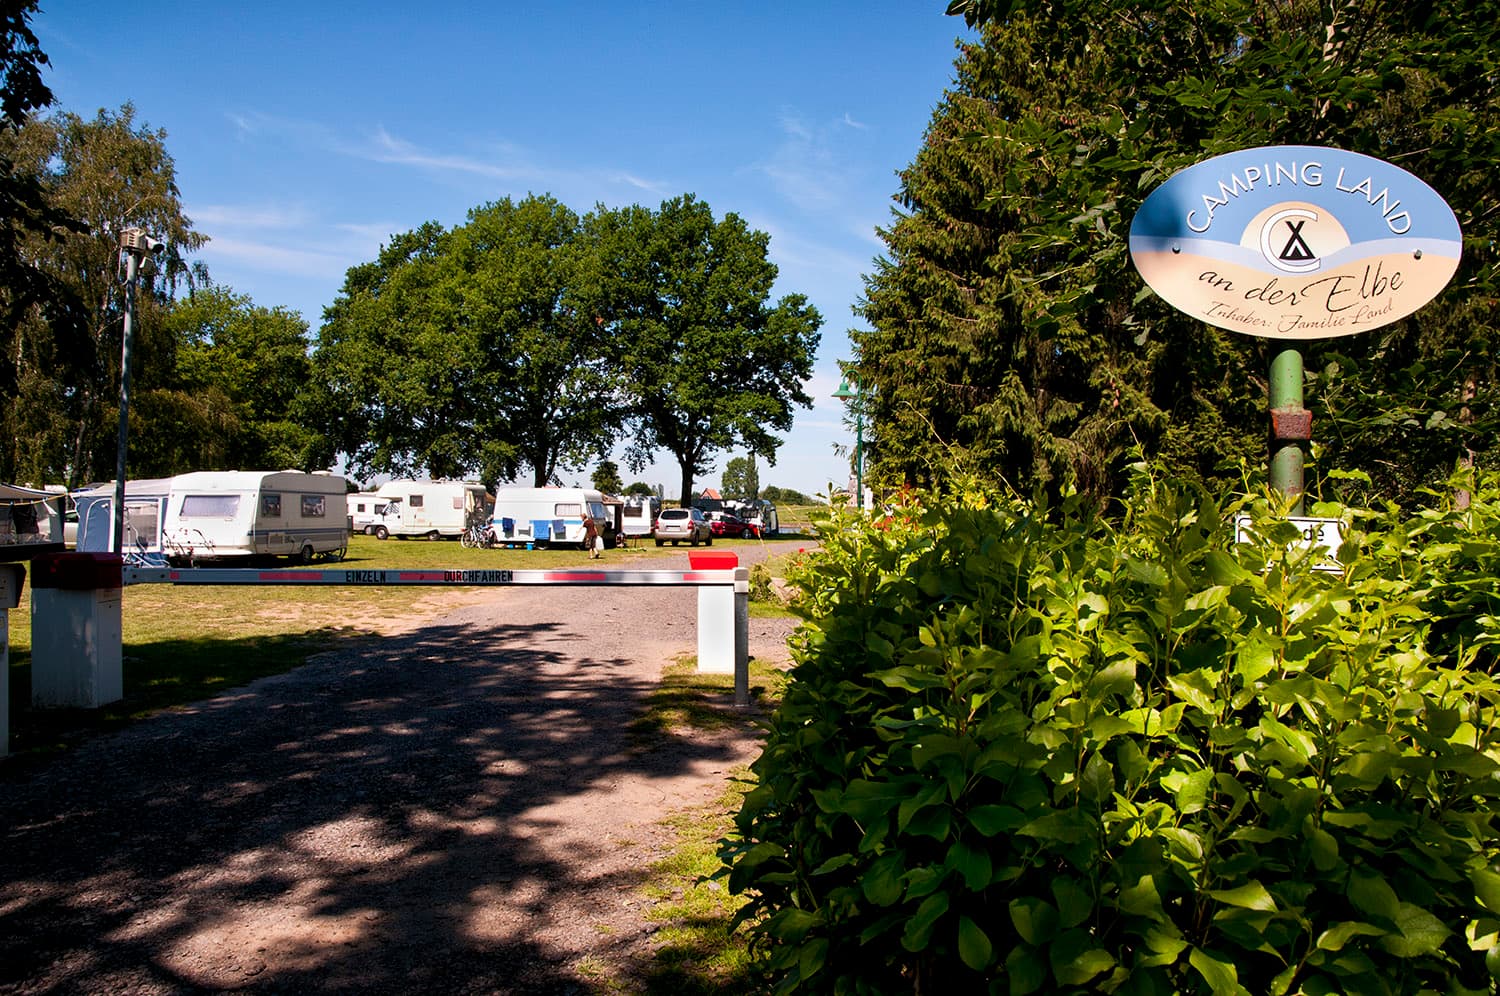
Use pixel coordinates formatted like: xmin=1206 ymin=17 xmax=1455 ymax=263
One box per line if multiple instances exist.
xmin=583 ymin=513 xmax=602 ymax=559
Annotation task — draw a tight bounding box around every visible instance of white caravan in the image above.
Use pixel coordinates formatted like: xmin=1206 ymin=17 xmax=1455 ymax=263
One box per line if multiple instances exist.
xmin=372 ymin=480 xmax=490 ymax=540
xmin=347 ymin=491 xmax=387 ymax=534
xmin=620 ymin=495 xmax=661 ymax=539
xmin=490 ymin=486 xmax=614 ymax=549
xmin=162 ymin=470 xmax=350 ymax=562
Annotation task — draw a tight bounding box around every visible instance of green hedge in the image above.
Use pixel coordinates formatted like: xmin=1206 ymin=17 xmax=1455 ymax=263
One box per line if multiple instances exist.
xmin=721 ymin=475 xmax=1500 ymax=994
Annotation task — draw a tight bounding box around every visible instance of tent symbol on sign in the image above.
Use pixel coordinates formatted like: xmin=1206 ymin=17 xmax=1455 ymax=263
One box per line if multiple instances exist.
xmin=1261 ymin=208 xmax=1322 ymax=274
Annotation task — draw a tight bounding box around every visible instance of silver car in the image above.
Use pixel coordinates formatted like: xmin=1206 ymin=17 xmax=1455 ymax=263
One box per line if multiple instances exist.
xmin=654 ymin=507 xmax=712 ymax=546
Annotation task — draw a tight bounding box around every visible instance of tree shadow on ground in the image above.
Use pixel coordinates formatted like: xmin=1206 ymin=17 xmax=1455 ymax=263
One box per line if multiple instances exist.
xmin=0 ymin=592 xmax=759 ymax=994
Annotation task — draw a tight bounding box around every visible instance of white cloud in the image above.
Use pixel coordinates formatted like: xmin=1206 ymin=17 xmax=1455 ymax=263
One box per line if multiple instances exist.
xmin=195 ymin=235 xmax=353 ymax=280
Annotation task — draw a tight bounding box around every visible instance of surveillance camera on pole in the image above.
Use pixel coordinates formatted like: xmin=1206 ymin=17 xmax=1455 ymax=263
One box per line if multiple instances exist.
xmin=118 ymin=227 xmax=166 ymax=257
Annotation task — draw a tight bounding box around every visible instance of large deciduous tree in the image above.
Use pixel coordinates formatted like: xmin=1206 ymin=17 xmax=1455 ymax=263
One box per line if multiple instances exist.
xmin=1 ymin=102 xmax=206 ymax=485
xmin=858 ymin=1 xmax=1500 ymax=504
xmin=133 ymin=286 xmax=324 ymax=476
xmin=596 ymin=195 xmax=821 ymax=506
xmin=312 ymin=195 xmax=621 ymax=487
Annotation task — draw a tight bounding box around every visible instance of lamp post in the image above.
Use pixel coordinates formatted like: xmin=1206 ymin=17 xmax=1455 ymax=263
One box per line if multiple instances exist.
xmin=832 ymin=379 xmax=863 ymax=510
xmin=112 ymin=228 xmax=165 ymax=554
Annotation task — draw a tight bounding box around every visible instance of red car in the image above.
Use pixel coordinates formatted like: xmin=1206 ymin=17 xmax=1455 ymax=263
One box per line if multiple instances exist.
xmin=707 ymin=512 xmax=760 ymax=539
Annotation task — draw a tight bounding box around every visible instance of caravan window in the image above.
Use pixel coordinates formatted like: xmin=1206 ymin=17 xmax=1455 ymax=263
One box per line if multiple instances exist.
xmin=180 ymin=495 xmax=240 ymax=518
xmin=123 ymin=500 xmax=160 ymax=547
xmin=262 ymin=494 xmax=281 ymax=516
xmin=301 ymin=495 xmax=326 ymax=517
xmin=554 ymin=502 xmax=583 ymax=517
xmin=408 ymin=494 xmax=424 ymax=508
xmin=452 ymin=495 xmax=464 ymax=509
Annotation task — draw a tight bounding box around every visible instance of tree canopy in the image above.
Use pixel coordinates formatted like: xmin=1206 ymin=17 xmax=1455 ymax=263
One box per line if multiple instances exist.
xmin=1 ymin=101 xmax=207 ymax=485
xmin=314 ymin=193 xmax=821 ymax=503
xmin=592 ymin=195 xmax=821 ymax=506
xmin=856 ymin=1 xmax=1500 ymax=505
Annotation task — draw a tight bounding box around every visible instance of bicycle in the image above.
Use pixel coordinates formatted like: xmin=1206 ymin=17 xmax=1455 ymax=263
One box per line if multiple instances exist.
xmin=460 ymin=521 xmax=495 ymax=549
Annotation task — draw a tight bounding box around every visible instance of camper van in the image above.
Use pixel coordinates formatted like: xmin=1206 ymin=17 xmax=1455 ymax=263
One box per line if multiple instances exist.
xmin=371 ymin=480 xmax=490 ymax=540
xmin=77 ymin=471 xmax=350 ymax=562
xmin=347 ymin=491 xmax=386 ymax=534
xmin=620 ymin=495 xmax=661 ymax=540
xmin=163 ymin=471 xmax=349 ymax=562
xmin=490 ymin=486 xmax=614 ymax=549
xmin=74 ymin=478 xmax=175 ymax=559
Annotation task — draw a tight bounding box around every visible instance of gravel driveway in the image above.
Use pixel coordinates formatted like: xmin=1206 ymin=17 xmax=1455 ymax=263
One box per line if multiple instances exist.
xmin=0 ymin=546 xmax=801 ymax=994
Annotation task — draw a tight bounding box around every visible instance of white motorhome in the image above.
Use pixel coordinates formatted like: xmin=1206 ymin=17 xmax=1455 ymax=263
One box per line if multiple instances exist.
xmin=620 ymin=495 xmax=661 ymax=539
xmin=347 ymin=491 xmax=386 ymax=534
xmin=490 ymin=486 xmax=614 ymax=549
xmin=162 ymin=470 xmax=350 ymax=562
xmin=372 ymin=480 xmax=490 ymax=540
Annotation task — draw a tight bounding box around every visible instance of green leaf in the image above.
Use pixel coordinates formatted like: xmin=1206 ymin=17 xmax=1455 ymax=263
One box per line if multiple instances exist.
xmin=1005 ymin=944 xmax=1046 ymax=995
xmin=947 ymin=840 xmax=993 ymax=892
xmin=1473 ymin=868 xmax=1500 ymax=915
xmin=958 ymin=915 xmax=994 ymax=971
xmin=1189 ymin=946 xmax=1249 ymax=995
xmin=1307 ymin=826 xmax=1340 ymax=871
xmin=860 ymin=852 xmax=906 ymax=907
xmin=1381 ymin=902 xmax=1452 ymax=957
xmin=1009 ymin=896 xmax=1060 ymax=945
xmin=1049 ymin=928 xmax=1115 ymax=986
xmin=968 ymin=804 xmax=1027 ymax=836
xmin=1348 ymin=871 xmax=1400 ymax=921
xmin=1208 ymin=881 xmax=1278 ymax=912
xmin=1316 ymin=920 xmax=1385 ymax=951
xmin=1118 ymin=874 xmax=1168 ymax=921
xmin=901 ymin=893 xmax=950 ymax=951
xmin=1052 ymin=878 xmax=1093 ymax=929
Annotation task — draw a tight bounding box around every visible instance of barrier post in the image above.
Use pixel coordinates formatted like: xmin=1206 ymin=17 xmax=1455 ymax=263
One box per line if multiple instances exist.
xmin=734 ymin=566 xmax=749 ymax=707
xmin=0 ymin=563 xmax=24 ymax=756
xmin=690 ymin=551 xmax=740 ymax=676
xmin=30 ymin=553 xmax=123 ymax=709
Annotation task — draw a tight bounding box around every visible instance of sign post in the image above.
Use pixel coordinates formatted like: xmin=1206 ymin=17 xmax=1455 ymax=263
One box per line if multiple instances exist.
xmin=1130 ymin=145 xmax=1462 ymax=512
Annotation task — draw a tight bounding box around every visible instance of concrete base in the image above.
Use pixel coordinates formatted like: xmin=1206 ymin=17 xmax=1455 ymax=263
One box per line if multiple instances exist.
xmin=31 ymin=585 xmax=123 ymax=709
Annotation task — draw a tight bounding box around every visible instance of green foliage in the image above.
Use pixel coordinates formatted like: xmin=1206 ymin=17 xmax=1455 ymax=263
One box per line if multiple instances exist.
xmin=762 ymin=486 xmax=811 ymax=506
xmin=140 ymin=285 xmax=325 ymax=475
xmin=312 ymin=196 xmax=618 ymax=486
xmin=724 ymin=475 xmax=1500 ymax=993
xmin=858 ymin=2 xmax=1500 ymax=504
xmin=596 ymin=194 xmax=822 ymax=506
xmin=0 ymin=102 xmax=207 ymax=485
xmin=592 ymin=459 xmax=624 ymax=495
xmin=723 ymin=454 xmax=761 ymax=502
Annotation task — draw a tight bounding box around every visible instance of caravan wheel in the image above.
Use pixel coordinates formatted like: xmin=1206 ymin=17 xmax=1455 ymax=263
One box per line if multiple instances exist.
xmin=373 ymin=525 xmax=389 ymax=540
xmin=298 ymin=544 xmax=315 ymax=564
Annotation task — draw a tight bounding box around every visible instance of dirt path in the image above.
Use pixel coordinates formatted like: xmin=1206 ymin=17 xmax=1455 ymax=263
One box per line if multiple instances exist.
xmin=0 ymin=547 xmax=801 ymax=994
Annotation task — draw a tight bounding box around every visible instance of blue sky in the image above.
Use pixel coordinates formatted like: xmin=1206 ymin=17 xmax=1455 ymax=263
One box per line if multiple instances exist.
xmin=34 ymin=3 xmax=971 ymax=499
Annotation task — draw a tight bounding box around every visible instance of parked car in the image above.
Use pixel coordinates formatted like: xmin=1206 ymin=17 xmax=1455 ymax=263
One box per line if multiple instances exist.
xmin=706 ymin=511 xmax=758 ymax=539
xmin=655 ymin=506 xmax=712 ymax=546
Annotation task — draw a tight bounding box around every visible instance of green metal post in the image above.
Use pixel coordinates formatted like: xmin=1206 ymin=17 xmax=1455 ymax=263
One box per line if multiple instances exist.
xmin=1269 ymin=347 xmax=1307 ymax=515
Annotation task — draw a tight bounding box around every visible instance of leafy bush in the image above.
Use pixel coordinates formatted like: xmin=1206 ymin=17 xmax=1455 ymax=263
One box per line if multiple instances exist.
xmin=722 ymin=476 xmax=1500 ymax=994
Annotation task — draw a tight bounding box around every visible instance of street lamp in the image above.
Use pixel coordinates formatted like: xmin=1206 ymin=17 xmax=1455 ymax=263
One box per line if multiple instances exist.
xmin=112 ymin=228 xmax=165 ymax=554
xmin=831 ymin=379 xmax=863 ymax=510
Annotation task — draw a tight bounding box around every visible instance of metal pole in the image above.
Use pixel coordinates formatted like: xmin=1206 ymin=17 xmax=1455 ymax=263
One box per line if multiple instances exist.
xmin=112 ymin=251 xmax=140 ymax=555
xmin=854 ymin=406 xmax=863 ymax=512
xmin=1269 ymin=347 xmax=1308 ymax=515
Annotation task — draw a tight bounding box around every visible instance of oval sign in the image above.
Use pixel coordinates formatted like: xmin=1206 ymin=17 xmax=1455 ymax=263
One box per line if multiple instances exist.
xmin=1129 ymin=146 xmax=1462 ymax=339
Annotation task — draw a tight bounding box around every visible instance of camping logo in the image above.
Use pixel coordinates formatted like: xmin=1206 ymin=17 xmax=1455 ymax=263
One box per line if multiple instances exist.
xmin=1129 ymin=146 xmax=1461 ymax=339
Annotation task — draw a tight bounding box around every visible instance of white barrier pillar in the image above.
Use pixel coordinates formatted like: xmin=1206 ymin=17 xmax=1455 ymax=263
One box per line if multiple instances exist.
xmin=690 ymin=551 xmax=741 ymax=677
xmin=0 ymin=563 xmax=24 ymax=756
xmin=30 ymin=553 xmax=123 ymax=709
